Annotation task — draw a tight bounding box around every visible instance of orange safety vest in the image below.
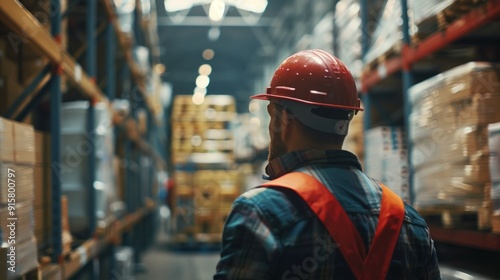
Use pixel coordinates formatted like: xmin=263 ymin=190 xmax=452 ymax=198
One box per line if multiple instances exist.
xmin=259 ymin=172 xmax=405 ymax=280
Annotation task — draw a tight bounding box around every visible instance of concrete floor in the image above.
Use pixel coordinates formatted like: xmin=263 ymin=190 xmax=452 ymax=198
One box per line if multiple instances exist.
xmin=135 ymin=233 xmax=220 ymax=280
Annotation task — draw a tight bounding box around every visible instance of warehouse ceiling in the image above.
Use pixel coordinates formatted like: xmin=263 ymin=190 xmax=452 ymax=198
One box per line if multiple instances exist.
xmin=155 ymin=0 xmax=285 ymax=111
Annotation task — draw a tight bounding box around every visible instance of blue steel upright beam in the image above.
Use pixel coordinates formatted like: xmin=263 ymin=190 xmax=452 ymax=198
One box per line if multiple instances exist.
xmin=50 ymin=0 xmax=63 ymax=264
xmin=87 ymin=0 xmax=97 ymax=238
xmin=105 ymin=23 xmax=116 ymax=100
xmin=400 ymin=0 xmax=414 ymax=204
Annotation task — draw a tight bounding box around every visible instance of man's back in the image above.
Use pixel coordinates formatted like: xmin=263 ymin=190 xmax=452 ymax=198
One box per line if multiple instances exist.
xmin=214 ymin=150 xmax=441 ymax=279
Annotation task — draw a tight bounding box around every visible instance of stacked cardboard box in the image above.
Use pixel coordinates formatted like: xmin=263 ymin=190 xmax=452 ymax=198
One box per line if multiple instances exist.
xmin=409 ymin=63 xmax=500 ymax=226
xmin=0 ymin=118 xmax=38 ymax=279
xmin=172 ymin=169 xmax=242 ymax=239
xmin=365 ymin=126 xmax=410 ymax=202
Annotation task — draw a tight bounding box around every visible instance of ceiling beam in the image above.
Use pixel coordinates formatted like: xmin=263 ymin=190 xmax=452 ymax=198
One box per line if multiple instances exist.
xmin=157 ymin=16 xmax=273 ymax=27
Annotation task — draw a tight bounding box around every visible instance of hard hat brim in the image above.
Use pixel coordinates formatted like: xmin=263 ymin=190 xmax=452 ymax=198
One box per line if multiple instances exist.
xmin=250 ymin=93 xmax=364 ymax=111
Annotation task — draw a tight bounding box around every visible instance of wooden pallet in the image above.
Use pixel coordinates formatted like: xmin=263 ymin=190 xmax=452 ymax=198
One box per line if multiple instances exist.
xmin=169 ymin=233 xmax=222 ymax=251
xmin=412 ymin=0 xmax=488 ymax=45
xmin=417 ymin=205 xmax=491 ymax=230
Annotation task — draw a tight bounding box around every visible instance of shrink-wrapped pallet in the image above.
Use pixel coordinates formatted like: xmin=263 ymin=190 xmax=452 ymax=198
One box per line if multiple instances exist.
xmin=364 ymin=0 xmax=404 ymax=67
xmin=409 ymin=62 xmax=500 ymax=211
xmin=490 ymin=123 xmax=500 ymax=232
xmin=335 ymin=0 xmax=362 ymax=80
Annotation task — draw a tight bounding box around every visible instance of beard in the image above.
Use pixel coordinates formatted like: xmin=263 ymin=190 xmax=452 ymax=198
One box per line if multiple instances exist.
xmin=268 ymin=129 xmax=288 ymax=162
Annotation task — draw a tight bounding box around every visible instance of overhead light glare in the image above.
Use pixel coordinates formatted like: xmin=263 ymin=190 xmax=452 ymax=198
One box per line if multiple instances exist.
xmin=164 ymin=0 xmax=193 ymax=12
xmin=194 ymin=87 xmax=207 ymax=95
xmin=196 ymin=75 xmax=210 ymax=88
xmin=192 ymin=92 xmax=205 ymax=105
xmin=154 ymin=64 xmax=166 ymax=74
xmin=202 ymin=49 xmax=215 ymax=60
xmin=198 ymin=64 xmax=212 ymax=76
xmin=233 ymin=0 xmax=268 ymax=14
xmin=209 ymin=0 xmax=226 ymax=22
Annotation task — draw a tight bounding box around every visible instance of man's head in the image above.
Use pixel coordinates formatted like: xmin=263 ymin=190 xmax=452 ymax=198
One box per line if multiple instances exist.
xmin=251 ymin=49 xmax=363 ymax=160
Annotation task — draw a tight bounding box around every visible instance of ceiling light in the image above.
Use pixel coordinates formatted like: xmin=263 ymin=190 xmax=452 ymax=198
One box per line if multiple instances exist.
xmin=209 ymin=0 xmax=226 ymax=22
xmin=234 ymin=0 xmax=268 ymax=14
xmin=198 ymin=64 xmax=212 ymax=76
xmin=164 ymin=0 xmax=193 ymax=12
xmin=196 ymin=75 xmax=210 ymax=88
xmin=208 ymin=26 xmax=221 ymax=41
xmin=194 ymin=87 xmax=207 ymax=95
xmin=202 ymin=49 xmax=215 ymax=60
xmin=192 ymin=92 xmax=205 ymax=105
xmin=154 ymin=64 xmax=166 ymax=74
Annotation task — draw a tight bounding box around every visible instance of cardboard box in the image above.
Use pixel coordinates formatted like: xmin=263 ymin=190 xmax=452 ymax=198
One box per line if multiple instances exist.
xmin=0 ymin=117 xmax=15 ymax=162
xmin=14 ymin=122 xmax=36 ymax=165
xmin=0 ymin=163 xmax=34 ymax=204
xmin=0 ymin=201 xmax=34 ymax=243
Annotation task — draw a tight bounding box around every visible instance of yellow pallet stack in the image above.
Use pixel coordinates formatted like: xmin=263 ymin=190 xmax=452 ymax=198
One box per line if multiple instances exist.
xmin=171 ymin=95 xmax=236 ymax=163
xmin=171 ymin=95 xmax=240 ymax=243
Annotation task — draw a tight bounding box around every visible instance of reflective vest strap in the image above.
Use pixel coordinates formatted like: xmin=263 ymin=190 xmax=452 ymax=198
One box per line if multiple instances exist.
xmin=359 ymin=184 xmax=405 ymax=280
xmin=260 ymin=172 xmax=366 ymax=278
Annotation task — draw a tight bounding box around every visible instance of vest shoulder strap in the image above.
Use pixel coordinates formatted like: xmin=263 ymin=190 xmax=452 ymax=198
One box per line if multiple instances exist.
xmin=259 ymin=172 xmax=405 ymax=280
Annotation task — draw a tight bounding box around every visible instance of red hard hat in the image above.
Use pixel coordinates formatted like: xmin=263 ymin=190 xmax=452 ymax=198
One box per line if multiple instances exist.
xmin=251 ymin=49 xmax=363 ymax=111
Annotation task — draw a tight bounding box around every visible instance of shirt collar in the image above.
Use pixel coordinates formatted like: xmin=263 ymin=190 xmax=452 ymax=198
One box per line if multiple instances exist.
xmin=264 ymin=149 xmax=362 ymax=180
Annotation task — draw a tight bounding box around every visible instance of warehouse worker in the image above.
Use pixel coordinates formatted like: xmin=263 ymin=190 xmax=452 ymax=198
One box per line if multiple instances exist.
xmin=214 ymin=50 xmax=441 ymax=279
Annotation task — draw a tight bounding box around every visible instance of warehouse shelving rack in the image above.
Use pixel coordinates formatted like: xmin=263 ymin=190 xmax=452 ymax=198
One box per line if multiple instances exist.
xmin=359 ymin=0 xmax=500 ymax=251
xmin=0 ymin=0 xmax=165 ymax=278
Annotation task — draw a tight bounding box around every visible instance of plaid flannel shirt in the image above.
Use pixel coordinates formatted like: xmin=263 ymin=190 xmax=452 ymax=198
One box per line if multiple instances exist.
xmin=214 ymin=150 xmax=441 ymax=280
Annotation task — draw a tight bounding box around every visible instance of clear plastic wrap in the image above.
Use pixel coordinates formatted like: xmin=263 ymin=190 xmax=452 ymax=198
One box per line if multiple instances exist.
xmin=410 ymin=0 xmax=455 ymax=26
xmin=412 ymin=126 xmax=489 ymax=170
xmin=4 ymin=237 xmax=38 ymax=280
xmin=60 ymin=101 xmax=117 ymax=233
xmin=0 ymin=164 xmax=34 ymax=205
xmin=365 ymin=126 xmax=409 ymax=202
xmin=0 ymin=118 xmax=15 ymax=163
xmin=335 ymin=0 xmax=362 ymax=79
xmin=13 ymin=122 xmax=35 ymax=165
xmin=364 ymin=0 xmax=403 ymax=66
xmin=0 ymin=201 xmax=34 ymax=244
xmin=489 ymin=123 xmax=500 ymax=216
xmin=409 ymin=62 xmax=500 ymax=210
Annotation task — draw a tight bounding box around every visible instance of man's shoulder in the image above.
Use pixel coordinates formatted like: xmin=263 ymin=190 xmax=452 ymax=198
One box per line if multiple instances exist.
xmin=403 ymin=203 xmax=429 ymax=227
xmin=236 ymin=187 xmax=299 ymax=210
xmin=234 ymin=187 xmax=312 ymax=228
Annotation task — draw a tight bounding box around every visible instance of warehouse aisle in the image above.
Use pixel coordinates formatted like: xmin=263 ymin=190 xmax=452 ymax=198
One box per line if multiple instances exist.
xmin=137 ymin=233 xmax=220 ymax=280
